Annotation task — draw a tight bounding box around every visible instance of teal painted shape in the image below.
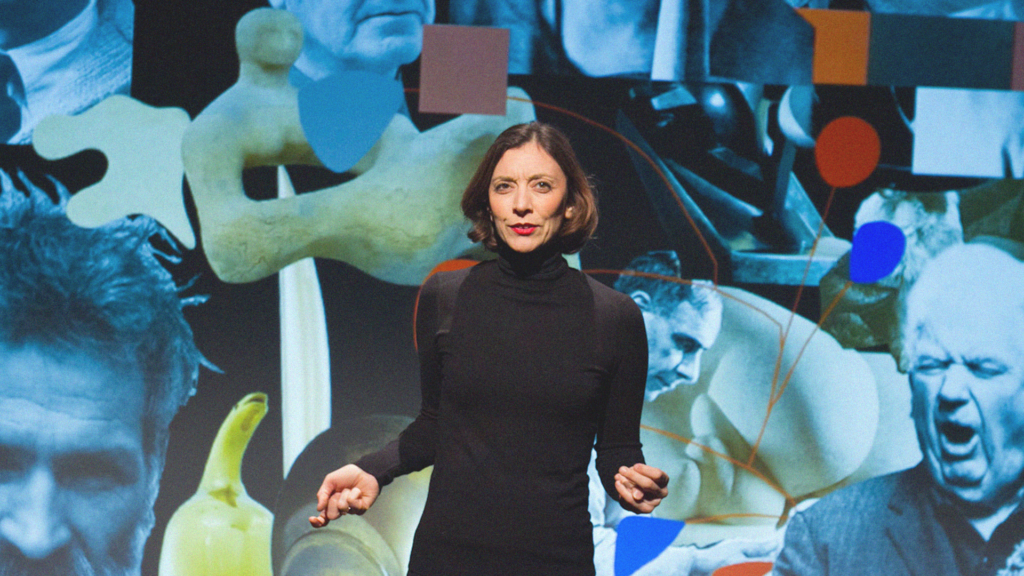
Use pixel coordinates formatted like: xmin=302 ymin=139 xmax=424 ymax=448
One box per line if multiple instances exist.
xmin=615 ymin=516 xmax=686 ymax=576
xmin=298 ymin=71 xmax=403 ymax=173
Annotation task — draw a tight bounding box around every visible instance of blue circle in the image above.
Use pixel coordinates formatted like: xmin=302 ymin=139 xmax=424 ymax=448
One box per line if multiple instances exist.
xmin=850 ymin=221 xmax=906 ymax=284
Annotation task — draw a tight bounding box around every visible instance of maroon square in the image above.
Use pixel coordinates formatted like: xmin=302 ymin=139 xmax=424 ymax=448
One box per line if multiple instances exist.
xmin=419 ymin=25 xmax=510 ymax=115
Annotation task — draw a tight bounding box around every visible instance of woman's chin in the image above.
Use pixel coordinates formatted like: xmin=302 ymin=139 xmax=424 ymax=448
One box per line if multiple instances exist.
xmin=501 ymin=237 xmax=544 ymax=253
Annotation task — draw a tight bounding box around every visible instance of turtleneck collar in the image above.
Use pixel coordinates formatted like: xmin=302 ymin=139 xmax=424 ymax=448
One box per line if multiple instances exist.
xmin=495 ymin=242 xmax=569 ymax=281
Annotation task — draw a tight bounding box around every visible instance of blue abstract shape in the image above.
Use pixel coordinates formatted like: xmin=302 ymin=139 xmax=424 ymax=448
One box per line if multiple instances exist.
xmin=615 ymin=516 xmax=686 ymax=576
xmin=298 ymin=71 xmax=403 ymax=173
xmin=850 ymin=221 xmax=906 ymax=283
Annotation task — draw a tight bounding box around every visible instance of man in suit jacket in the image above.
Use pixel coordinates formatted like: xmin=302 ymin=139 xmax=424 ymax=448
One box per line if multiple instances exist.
xmin=774 ymin=241 xmax=1024 ymax=576
xmin=1 ymin=0 xmax=132 ymax=143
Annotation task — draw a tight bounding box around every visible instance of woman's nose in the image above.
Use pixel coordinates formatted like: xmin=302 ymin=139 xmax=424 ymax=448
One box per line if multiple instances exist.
xmin=512 ymin=190 xmax=532 ymax=215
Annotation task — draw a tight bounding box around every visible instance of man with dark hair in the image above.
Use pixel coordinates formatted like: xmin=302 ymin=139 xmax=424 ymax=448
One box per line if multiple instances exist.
xmin=591 ymin=250 xmax=735 ymax=575
xmin=0 ymin=171 xmax=202 ymax=575
xmin=612 ymin=250 xmax=723 ymax=401
xmin=774 ymin=241 xmax=1024 ymax=576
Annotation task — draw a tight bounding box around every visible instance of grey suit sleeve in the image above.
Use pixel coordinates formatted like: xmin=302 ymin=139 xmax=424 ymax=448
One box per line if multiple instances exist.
xmin=774 ymin=511 xmax=827 ymax=576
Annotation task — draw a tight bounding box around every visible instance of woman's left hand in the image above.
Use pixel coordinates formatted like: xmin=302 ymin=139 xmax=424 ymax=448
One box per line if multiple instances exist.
xmin=615 ymin=463 xmax=669 ymax=514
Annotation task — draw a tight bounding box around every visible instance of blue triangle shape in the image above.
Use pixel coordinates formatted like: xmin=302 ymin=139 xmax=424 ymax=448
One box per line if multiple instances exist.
xmin=298 ymin=70 xmax=403 ymax=173
xmin=615 ymin=516 xmax=686 ymax=576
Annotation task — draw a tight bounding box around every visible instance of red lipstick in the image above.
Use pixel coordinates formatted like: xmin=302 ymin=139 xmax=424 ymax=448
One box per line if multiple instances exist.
xmin=511 ymin=224 xmax=538 ymax=235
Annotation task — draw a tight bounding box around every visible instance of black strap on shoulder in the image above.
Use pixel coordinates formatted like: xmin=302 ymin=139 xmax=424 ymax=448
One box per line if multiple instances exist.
xmin=434 ymin=266 xmax=472 ymax=334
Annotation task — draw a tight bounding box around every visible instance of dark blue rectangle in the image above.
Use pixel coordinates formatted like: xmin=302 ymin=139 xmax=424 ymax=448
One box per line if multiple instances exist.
xmin=868 ymin=13 xmax=1013 ymax=89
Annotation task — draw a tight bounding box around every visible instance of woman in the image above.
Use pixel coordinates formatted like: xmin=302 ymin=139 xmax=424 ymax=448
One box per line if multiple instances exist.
xmin=309 ymin=122 xmax=669 ymax=575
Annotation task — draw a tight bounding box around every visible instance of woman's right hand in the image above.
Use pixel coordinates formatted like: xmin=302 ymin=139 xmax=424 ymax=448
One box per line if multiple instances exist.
xmin=308 ymin=464 xmax=381 ymax=527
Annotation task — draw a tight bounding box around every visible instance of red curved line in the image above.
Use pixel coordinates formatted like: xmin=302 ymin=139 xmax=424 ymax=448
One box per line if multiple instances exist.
xmin=783 ymin=185 xmax=837 ymax=340
xmin=401 ymin=87 xmax=849 ymax=514
xmin=587 ymin=269 xmax=789 ymax=472
xmin=684 ymin=513 xmax=783 ymax=525
xmin=403 ymin=87 xmax=721 ymax=283
xmin=770 ymin=279 xmax=853 ymax=407
xmin=747 ymin=185 xmax=838 ymax=464
xmin=506 ymin=94 xmax=720 ymax=284
xmin=640 ymin=424 xmax=796 ymax=507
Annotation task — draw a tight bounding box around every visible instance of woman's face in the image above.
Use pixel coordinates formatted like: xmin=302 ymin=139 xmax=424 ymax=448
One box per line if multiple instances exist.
xmin=488 ymin=141 xmax=570 ymax=253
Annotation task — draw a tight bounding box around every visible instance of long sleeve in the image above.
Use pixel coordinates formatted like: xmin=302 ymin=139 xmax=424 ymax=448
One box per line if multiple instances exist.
xmin=591 ymin=280 xmax=649 ymax=500
xmin=388 ymin=255 xmax=641 ymax=574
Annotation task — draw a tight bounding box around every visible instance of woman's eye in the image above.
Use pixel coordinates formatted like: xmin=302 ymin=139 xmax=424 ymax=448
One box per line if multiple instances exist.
xmin=535 ymin=181 xmax=551 ymax=190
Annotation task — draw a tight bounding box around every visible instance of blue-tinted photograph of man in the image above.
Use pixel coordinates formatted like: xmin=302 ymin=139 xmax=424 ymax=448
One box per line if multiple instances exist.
xmin=775 ymin=241 xmax=1024 ymax=576
xmin=266 ymin=0 xmax=434 ymax=85
xmin=613 ymin=251 xmax=723 ymax=402
xmin=0 ymin=172 xmax=201 ymax=576
xmin=0 ymin=0 xmax=132 ymax=143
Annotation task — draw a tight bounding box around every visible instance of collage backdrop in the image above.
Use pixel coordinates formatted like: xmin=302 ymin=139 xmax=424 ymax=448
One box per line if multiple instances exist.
xmin=2 ymin=0 xmax=1023 ymax=575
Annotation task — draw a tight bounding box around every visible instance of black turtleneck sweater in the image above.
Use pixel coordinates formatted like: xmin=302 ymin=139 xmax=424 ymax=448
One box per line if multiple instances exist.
xmin=356 ymin=248 xmax=648 ymax=575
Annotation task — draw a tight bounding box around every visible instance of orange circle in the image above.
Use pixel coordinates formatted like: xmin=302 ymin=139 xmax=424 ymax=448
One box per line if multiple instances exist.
xmin=712 ymin=561 xmax=774 ymax=576
xmin=815 ymin=116 xmax=881 ymax=188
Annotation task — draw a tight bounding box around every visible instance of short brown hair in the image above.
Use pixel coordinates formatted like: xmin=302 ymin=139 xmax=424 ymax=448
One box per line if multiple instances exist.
xmin=461 ymin=122 xmax=597 ymax=254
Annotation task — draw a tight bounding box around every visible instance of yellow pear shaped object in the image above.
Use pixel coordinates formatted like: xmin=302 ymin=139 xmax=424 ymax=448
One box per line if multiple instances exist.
xmin=159 ymin=392 xmax=273 ymax=576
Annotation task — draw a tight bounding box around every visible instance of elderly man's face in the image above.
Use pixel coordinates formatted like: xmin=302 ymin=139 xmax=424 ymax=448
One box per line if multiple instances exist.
xmin=0 ymin=344 xmax=153 ymax=575
xmin=276 ymin=0 xmax=435 ymax=75
xmin=908 ymin=301 xmax=1024 ymax=511
xmin=642 ymin=298 xmax=722 ymax=401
